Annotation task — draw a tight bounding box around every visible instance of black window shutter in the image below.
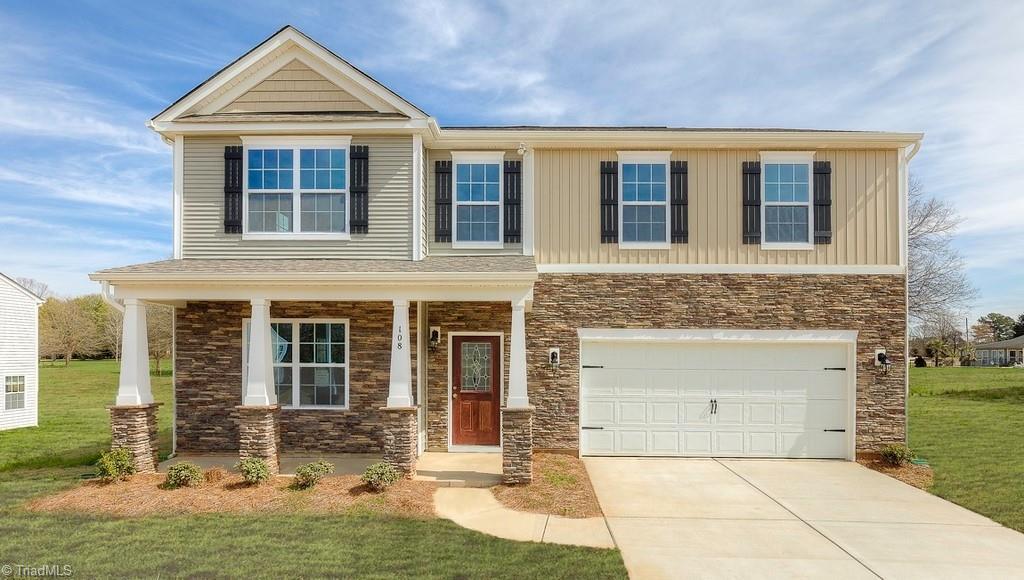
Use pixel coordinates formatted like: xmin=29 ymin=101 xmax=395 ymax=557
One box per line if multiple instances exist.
xmin=813 ymin=161 xmax=832 ymax=244
xmin=223 ymin=146 xmax=243 ymax=234
xmin=435 ymin=160 xmax=452 ymax=242
xmin=742 ymin=161 xmax=761 ymax=244
xmin=349 ymin=145 xmax=369 ymax=234
xmin=670 ymin=161 xmax=689 ymax=243
xmin=503 ymin=160 xmax=522 ymax=244
xmin=600 ymin=161 xmax=618 ymax=243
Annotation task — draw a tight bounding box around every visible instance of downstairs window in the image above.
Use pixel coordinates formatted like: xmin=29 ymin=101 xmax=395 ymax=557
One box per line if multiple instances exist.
xmin=243 ymin=319 xmax=349 ymax=409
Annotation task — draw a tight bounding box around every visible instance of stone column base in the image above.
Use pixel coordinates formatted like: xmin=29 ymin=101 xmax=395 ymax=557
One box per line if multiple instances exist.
xmin=108 ymin=403 xmax=162 ymax=473
xmin=381 ymin=407 xmax=419 ymax=476
xmin=501 ymin=406 xmax=534 ymax=484
xmin=236 ymin=405 xmax=281 ymax=475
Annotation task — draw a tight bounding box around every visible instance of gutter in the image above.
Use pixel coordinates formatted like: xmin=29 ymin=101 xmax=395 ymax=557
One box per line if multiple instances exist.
xmin=100 ymin=281 xmax=124 ymax=313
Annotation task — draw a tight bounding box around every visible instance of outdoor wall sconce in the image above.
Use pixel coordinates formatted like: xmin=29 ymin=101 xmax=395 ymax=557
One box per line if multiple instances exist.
xmin=548 ymin=347 xmax=560 ymax=369
xmin=875 ymin=348 xmax=892 ymax=374
xmin=429 ymin=327 xmax=441 ymax=353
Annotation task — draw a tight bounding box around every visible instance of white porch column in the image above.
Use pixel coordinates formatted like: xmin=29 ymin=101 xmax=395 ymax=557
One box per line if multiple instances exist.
xmin=116 ymin=298 xmax=154 ymax=406
xmin=243 ymin=298 xmax=277 ymax=406
xmin=507 ymin=299 xmax=530 ymax=408
xmin=386 ymin=299 xmax=414 ymax=407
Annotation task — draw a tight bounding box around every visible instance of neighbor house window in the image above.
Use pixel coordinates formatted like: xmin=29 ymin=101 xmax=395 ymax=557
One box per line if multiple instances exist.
xmin=452 ymin=152 xmax=503 ymax=248
xmin=5 ymin=376 xmax=25 ymax=411
xmin=618 ymin=152 xmax=671 ymax=249
xmin=761 ymin=152 xmax=814 ymax=249
xmin=243 ymin=319 xmax=349 ymax=408
xmin=243 ymin=137 xmax=350 ymax=238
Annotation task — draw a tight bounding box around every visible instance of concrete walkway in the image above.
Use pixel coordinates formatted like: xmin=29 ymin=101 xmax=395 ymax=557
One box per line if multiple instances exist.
xmin=434 ymin=487 xmax=615 ymax=549
xmin=414 ymin=452 xmax=502 ymax=487
xmin=586 ymin=457 xmax=1024 ymax=579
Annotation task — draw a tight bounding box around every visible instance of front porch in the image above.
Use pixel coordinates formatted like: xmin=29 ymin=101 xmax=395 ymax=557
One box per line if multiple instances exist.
xmin=91 ymin=257 xmax=539 ymax=485
xmin=160 ymin=451 xmax=503 ymax=487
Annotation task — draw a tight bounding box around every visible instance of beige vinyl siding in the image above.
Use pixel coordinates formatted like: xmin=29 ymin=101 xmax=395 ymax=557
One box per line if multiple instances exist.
xmin=218 ymin=59 xmax=376 ymax=114
xmin=181 ymin=135 xmax=413 ymax=259
xmin=0 ymin=278 xmax=39 ymax=430
xmin=426 ymin=149 xmax=523 ymax=255
xmin=534 ymin=149 xmax=900 ymax=266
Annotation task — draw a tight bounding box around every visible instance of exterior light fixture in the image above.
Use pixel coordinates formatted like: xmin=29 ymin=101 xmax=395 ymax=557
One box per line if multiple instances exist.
xmin=548 ymin=347 xmax=560 ymax=369
xmin=429 ymin=327 xmax=441 ymax=353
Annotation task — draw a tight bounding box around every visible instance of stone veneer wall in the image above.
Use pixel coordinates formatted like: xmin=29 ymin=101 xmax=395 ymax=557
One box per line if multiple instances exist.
xmin=424 ymin=302 xmax=511 ymax=451
xmin=175 ymin=301 xmax=416 ymax=453
xmin=526 ymin=273 xmax=907 ymax=453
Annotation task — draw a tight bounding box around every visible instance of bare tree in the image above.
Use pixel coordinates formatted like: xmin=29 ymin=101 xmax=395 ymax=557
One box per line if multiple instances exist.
xmin=14 ymin=277 xmax=50 ymax=299
xmin=147 ymin=305 xmax=173 ymax=375
xmin=39 ymin=298 xmax=100 ymax=366
xmin=908 ymin=177 xmax=976 ymax=324
xmin=102 ymin=307 xmax=124 ymax=361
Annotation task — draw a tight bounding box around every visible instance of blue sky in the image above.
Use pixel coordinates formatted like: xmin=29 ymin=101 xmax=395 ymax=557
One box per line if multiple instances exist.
xmin=0 ymin=1 xmax=1021 ymax=323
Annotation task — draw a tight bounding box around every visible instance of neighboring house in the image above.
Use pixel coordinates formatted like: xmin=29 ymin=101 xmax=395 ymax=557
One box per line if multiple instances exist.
xmin=90 ymin=26 xmax=921 ymax=480
xmin=974 ymin=336 xmax=1024 ymax=366
xmin=0 ymin=273 xmax=43 ymax=431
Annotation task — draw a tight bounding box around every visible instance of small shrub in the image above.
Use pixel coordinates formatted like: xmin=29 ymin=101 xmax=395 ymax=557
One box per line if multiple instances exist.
xmin=95 ymin=448 xmax=135 ymax=483
xmin=361 ymin=461 xmax=400 ymax=492
xmin=236 ymin=457 xmax=271 ymax=486
xmin=879 ymin=444 xmax=913 ymax=467
xmin=204 ymin=467 xmax=228 ymax=484
xmin=164 ymin=462 xmax=204 ymax=489
xmin=293 ymin=460 xmax=335 ymax=490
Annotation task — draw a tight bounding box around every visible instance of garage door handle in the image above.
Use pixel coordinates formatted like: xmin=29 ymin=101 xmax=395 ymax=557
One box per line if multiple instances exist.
xmin=823 ymin=429 xmax=846 ymax=433
xmin=581 ymin=426 xmax=604 ymax=430
xmin=582 ymin=365 xmax=604 ymax=369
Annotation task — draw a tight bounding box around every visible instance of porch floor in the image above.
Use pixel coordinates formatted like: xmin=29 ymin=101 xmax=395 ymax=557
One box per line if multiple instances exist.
xmin=159 ymin=453 xmax=380 ymax=476
xmin=413 ymin=452 xmax=502 ymax=488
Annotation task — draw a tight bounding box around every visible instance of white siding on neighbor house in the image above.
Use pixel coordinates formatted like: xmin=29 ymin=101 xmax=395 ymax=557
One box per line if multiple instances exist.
xmin=181 ymin=135 xmax=414 ymax=259
xmin=0 ymin=277 xmax=40 ymax=430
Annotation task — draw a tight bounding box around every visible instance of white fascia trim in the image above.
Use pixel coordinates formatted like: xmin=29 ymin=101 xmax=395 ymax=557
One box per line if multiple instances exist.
xmin=106 ymin=283 xmax=535 ymax=304
xmin=240 ymin=135 xmax=352 ymax=147
xmin=172 ymin=135 xmax=184 ymax=259
xmin=149 ymin=119 xmax=433 ymax=135
xmin=578 ymin=328 xmax=859 ymax=344
xmin=537 ymin=263 xmax=905 ymax=274
xmin=412 ymin=134 xmax=424 ymax=261
xmin=91 ymin=271 xmax=538 ymax=284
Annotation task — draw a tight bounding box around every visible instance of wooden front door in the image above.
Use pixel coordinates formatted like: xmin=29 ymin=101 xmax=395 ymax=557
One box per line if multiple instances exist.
xmin=452 ymin=335 xmax=501 ymax=446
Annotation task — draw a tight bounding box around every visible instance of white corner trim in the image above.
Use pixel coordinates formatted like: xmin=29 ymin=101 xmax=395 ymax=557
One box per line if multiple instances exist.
xmin=577 ymin=328 xmax=859 ymax=344
xmin=536 ymin=263 xmax=906 ymax=275
xmin=412 ymin=134 xmax=424 ymax=261
xmin=172 ymin=135 xmax=184 ymax=259
xmin=522 ymin=148 xmax=535 ymax=256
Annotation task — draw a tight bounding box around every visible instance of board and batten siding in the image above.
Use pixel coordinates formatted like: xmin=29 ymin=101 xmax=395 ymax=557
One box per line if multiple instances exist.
xmin=182 ymin=135 xmax=414 ymax=259
xmin=533 ymin=148 xmax=900 ymax=266
xmin=426 ymin=149 xmax=523 ymax=255
xmin=0 ymin=278 xmax=39 ymax=430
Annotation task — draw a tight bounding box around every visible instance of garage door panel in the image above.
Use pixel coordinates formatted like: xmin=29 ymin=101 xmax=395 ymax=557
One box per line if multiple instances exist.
xmin=580 ymin=338 xmax=851 ymax=459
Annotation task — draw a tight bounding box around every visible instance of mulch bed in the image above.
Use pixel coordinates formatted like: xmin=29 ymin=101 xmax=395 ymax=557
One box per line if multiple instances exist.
xmin=859 ymin=459 xmax=934 ymax=490
xmin=492 ymin=452 xmax=603 ymax=519
xmin=27 ymin=474 xmax=437 ymax=518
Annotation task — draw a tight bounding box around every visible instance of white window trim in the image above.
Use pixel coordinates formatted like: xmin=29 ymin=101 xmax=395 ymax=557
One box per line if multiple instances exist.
xmin=4 ymin=375 xmax=26 ymax=411
xmin=617 ymin=151 xmax=672 ymax=250
xmin=241 ymin=136 xmax=353 ymax=241
xmin=451 ymin=151 xmax=505 ymax=250
xmin=760 ymin=151 xmax=815 ymax=251
xmin=242 ymin=317 xmax=351 ymax=410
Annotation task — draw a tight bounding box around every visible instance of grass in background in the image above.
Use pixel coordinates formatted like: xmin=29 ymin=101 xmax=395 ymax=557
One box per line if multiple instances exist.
xmin=909 ymin=367 xmax=1024 ymax=532
xmin=0 ymin=360 xmax=172 ymax=472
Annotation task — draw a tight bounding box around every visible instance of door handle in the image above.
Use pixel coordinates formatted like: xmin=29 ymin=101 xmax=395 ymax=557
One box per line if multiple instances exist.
xmin=710 ymin=398 xmax=718 ymax=414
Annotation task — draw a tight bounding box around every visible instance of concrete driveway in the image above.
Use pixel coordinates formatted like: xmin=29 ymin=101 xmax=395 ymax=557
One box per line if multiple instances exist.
xmin=585 ymin=458 xmax=1024 ymax=579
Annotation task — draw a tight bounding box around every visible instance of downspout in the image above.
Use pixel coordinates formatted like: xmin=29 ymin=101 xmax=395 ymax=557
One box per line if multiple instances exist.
xmin=100 ymin=281 xmax=124 ymax=313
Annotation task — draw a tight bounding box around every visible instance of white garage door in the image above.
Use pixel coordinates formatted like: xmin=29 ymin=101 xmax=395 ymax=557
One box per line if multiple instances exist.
xmin=580 ymin=339 xmax=852 ymax=458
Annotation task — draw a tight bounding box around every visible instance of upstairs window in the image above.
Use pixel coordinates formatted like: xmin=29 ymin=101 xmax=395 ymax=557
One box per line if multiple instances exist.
xmin=761 ymin=152 xmax=813 ymax=249
xmin=618 ymin=152 xmax=671 ymax=249
xmin=452 ymin=152 xmax=504 ymax=248
xmin=243 ymin=137 xmax=351 ymax=239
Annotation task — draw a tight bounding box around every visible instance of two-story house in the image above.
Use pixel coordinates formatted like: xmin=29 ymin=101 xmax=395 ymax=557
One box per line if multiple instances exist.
xmin=91 ymin=26 xmax=920 ymax=482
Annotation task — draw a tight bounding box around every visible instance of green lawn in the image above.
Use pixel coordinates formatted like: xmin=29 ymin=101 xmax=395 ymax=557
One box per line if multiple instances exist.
xmin=0 ymin=360 xmax=173 ymax=471
xmin=909 ymin=366 xmax=1024 ymax=532
xmin=0 ymin=361 xmax=626 ymax=578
